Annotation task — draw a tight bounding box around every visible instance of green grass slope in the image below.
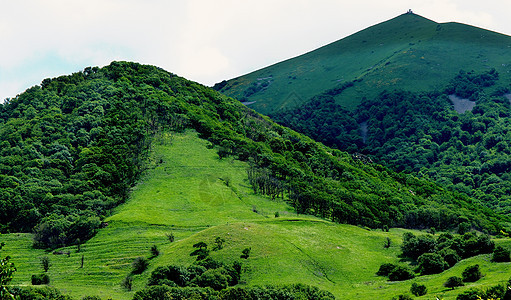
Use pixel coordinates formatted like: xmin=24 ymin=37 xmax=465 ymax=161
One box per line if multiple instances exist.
xmin=216 ymin=13 xmax=511 ymax=113
xmin=3 ymin=131 xmax=510 ymax=299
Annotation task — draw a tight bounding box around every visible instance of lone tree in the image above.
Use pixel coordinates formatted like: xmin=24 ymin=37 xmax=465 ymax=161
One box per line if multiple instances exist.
xmin=410 ymin=282 xmax=427 ymax=297
xmin=462 ymin=264 xmax=482 ymax=282
xmin=191 ymin=242 xmax=209 ymax=260
xmin=40 ymin=256 xmax=51 ymax=272
xmin=444 ymin=276 xmax=464 ymax=290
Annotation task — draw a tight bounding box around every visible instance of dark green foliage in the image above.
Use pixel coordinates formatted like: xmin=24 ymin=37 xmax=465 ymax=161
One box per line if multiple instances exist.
xmin=444 ymin=276 xmax=464 ymax=290
xmin=191 ymin=268 xmax=229 ymax=291
xmin=492 ymin=245 xmax=510 ymax=262
xmin=410 ymin=282 xmax=427 ymax=296
xmin=417 ymin=252 xmax=447 ymax=275
xmin=121 ymin=275 xmax=133 ymax=291
xmin=132 ymin=257 xmax=149 ymax=274
xmin=213 ymin=237 xmax=225 ymax=251
xmin=133 ymin=286 xmax=217 ymax=300
xmin=456 ymin=288 xmax=480 ymax=300
xmin=438 ymin=248 xmax=460 ymax=267
xmin=240 ymin=247 xmax=251 ymax=259
xmin=31 ymin=273 xmax=50 ymax=285
xmin=191 ymin=242 xmax=210 ymax=260
xmin=376 ymin=263 xmax=398 ymax=276
xmin=384 ymin=237 xmax=391 ymax=248
xmin=8 ymin=286 xmax=72 ymax=300
xmin=462 ymin=264 xmax=482 ymax=282
xmin=150 ymin=245 xmax=160 ymax=258
xmin=0 ymin=63 xmax=503 ymax=246
xmin=401 ymin=232 xmax=437 ymax=259
xmin=166 ymin=232 xmax=175 ymax=243
xmin=40 ymin=255 xmax=51 ymax=272
xmin=388 ymin=265 xmax=415 ymax=281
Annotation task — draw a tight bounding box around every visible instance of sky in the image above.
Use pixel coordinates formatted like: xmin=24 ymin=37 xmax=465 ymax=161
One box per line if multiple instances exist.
xmin=1 ymin=0 xmax=510 ymax=102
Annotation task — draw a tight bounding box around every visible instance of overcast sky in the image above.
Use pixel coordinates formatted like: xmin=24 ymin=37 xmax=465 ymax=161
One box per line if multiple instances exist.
xmin=1 ymin=0 xmax=510 ymax=102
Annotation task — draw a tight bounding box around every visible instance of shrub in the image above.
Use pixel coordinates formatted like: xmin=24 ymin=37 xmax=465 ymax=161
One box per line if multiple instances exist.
xmin=376 ymin=263 xmax=397 ymax=276
xmin=388 ymin=265 xmax=415 ymax=281
xmin=417 ymin=252 xmax=448 ymax=275
xmin=40 ymin=256 xmax=51 ymax=272
xmin=240 ymin=247 xmax=251 ymax=259
xmin=492 ymin=245 xmax=510 ymax=262
xmin=121 ymin=275 xmax=133 ymax=291
xmin=150 ymin=245 xmax=160 ymax=258
xmin=410 ymin=282 xmax=427 ymax=296
xmin=444 ymin=276 xmax=463 ymax=290
xmin=166 ymin=232 xmax=175 ymax=243
xmin=462 ymin=264 xmax=482 ymax=282
xmin=192 ymin=268 xmax=229 ymax=291
xmin=456 ymin=288 xmax=481 ymax=300
xmin=31 ymin=274 xmax=50 ymax=285
xmin=132 ymin=257 xmax=149 ymax=274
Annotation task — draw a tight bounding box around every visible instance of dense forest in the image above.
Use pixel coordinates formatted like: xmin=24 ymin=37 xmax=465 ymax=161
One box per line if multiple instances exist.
xmin=272 ymin=69 xmax=511 ymax=216
xmin=0 ymin=62 xmax=506 ymax=251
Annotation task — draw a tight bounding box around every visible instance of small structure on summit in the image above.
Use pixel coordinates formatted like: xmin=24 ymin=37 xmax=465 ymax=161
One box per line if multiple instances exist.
xmin=407 ymin=9 xmax=414 ymax=14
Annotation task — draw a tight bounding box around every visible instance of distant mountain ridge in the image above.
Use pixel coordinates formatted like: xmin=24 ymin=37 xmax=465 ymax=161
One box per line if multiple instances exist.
xmin=215 ymin=12 xmax=511 ymax=114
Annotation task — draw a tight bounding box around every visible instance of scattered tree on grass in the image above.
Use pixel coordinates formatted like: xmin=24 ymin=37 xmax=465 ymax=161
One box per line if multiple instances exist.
xmin=166 ymin=232 xmax=175 ymax=243
xmin=191 ymin=242 xmax=210 ymax=260
xmin=40 ymin=256 xmax=51 ymax=272
xmin=132 ymin=257 xmax=149 ymax=274
xmin=31 ymin=274 xmax=50 ymax=285
xmin=240 ymin=247 xmax=251 ymax=259
xmin=410 ymin=282 xmax=427 ymax=296
xmin=150 ymin=245 xmax=160 ymax=258
xmin=213 ymin=237 xmax=225 ymax=251
xmin=462 ymin=264 xmax=482 ymax=282
xmin=121 ymin=275 xmax=133 ymax=291
xmin=444 ymin=276 xmax=463 ymax=290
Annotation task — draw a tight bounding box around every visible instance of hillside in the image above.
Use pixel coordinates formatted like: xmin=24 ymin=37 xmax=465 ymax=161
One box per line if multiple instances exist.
xmin=215 ymin=12 xmax=511 ymax=114
xmin=0 ymin=62 xmax=510 ymax=299
xmin=4 ymin=130 xmax=511 ymax=300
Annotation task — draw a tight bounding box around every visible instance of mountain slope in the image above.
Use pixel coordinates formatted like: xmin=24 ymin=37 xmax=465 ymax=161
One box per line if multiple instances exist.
xmin=1 ymin=61 xmax=509 ymax=299
xmin=215 ymin=13 xmax=511 ymax=114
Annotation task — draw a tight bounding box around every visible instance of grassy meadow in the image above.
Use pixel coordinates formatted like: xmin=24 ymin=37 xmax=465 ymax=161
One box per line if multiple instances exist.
xmin=2 ymin=130 xmax=510 ymax=299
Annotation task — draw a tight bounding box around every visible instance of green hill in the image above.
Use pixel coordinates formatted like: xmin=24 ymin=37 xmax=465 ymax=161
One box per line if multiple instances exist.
xmin=215 ymin=12 xmax=511 ymax=114
xmin=0 ymin=62 xmax=510 ymax=299
xmin=3 ymin=130 xmax=511 ymax=300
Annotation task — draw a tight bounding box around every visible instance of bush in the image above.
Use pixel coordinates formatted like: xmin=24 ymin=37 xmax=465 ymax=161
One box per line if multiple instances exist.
xmin=417 ymin=252 xmax=448 ymax=275
xmin=192 ymin=268 xmax=229 ymax=291
xmin=121 ymin=275 xmax=133 ymax=291
xmin=444 ymin=276 xmax=463 ymax=290
xmin=376 ymin=263 xmax=397 ymax=276
xmin=31 ymin=273 xmax=50 ymax=285
xmin=492 ymin=245 xmax=510 ymax=262
xmin=410 ymin=282 xmax=427 ymax=296
xmin=388 ymin=265 xmax=415 ymax=281
xmin=462 ymin=264 xmax=482 ymax=282
xmin=40 ymin=256 xmax=51 ymax=272
xmin=456 ymin=288 xmax=481 ymax=300
xmin=150 ymin=245 xmax=160 ymax=258
xmin=132 ymin=257 xmax=149 ymax=274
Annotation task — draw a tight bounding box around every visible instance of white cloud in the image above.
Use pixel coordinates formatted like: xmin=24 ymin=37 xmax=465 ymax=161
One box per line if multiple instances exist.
xmin=0 ymin=0 xmax=510 ymax=101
